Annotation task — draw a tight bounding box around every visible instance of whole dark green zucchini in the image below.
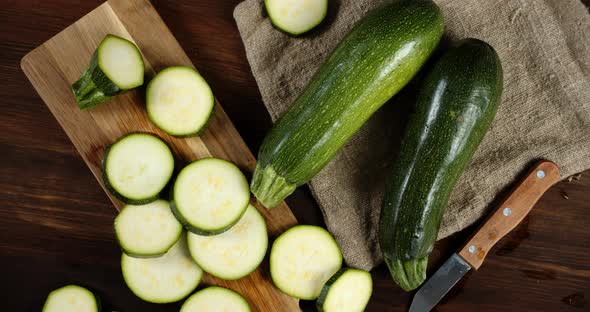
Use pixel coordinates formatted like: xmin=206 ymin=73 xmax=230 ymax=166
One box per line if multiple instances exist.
xmin=379 ymin=38 xmax=503 ymax=291
xmin=252 ymin=0 xmax=444 ymax=208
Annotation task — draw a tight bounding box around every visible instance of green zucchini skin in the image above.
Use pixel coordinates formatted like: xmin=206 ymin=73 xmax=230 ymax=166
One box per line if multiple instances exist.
xmin=72 ymin=57 xmax=115 ymax=109
xmin=379 ymin=38 xmax=504 ymax=291
xmin=252 ymin=0 xmax=444 ymax=208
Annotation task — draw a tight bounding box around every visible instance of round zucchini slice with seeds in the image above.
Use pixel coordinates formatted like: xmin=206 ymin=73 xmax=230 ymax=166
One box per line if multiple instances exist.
xmin=42 ymin=285 xmax=99 ymax=312
xmin=171 ymin=158 xmax=250 ymax=235
xmin=115 ymin=199 xmax=182 ymax=257
xmin=187 ymin=204 xmax=267 ymax=279
xmin=265 ymin=0 xmax=328 ymax=35
xmin=121 ymin=234 xmax=202 ymax=303
xmin=146 ymin=66 xmax=214 ymax=136
xmin=270 ymin=225 xmax=342 ymax=299
xmin=102 ymin=133 xmax=174 ymax=205
xmin=316 ymin=268 xmax=373 ymax=312
xmin=180 ymin=286 xmax=250 ymax=312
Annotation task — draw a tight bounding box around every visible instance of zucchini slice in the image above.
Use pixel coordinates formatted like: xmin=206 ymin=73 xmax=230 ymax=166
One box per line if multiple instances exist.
xmin=171 ymin=158 xmax=250 ymax=235
xmin=187 ymin=204 xmax=267 ymax=280
xmin=265 ymin=0 xmax=328 ymax=35
xmin=270 ymin=225 xmax=342 ymax=300
xmin=146 ymin=66 xmax=214 ymax=136
xmin=103 ymin=133 xmax=174 ymax=205
xmin=114 ymin=199 xmax=182 ymax=257
xmin=42 ymin=285 xmax=99 ymax=312
xmin=180 ymin=286 xmax=250 ymax=312
xmin=316 ymin=269 xmax=373 ymax=312
xmin=121 ymin=234 xmax=202 ymax=303
xmin=72 ymin=34 xmax=144 ymax=109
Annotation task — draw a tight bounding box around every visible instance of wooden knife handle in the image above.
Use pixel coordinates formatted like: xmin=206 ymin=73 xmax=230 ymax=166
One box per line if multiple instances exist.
xmin=458 ymin=160 xmax=560 ymax=269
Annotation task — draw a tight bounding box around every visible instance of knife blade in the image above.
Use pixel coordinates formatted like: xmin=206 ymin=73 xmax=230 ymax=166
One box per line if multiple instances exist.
xmin=409 ymin=160 xmax=561 ymax=312
xmin=409 ymin=253 xmax=471 ymax=312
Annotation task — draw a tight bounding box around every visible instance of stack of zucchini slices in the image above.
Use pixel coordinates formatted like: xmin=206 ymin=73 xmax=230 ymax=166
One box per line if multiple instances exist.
xmin=104 ymin=134 xmax=260 ymax=306
xmin=71 ymin=33 xmax=259 ymax=308
xmin=102 ymin=130 xmax=373 ymax=310
xmin=68 ymin=33 xmax=374 ymax=311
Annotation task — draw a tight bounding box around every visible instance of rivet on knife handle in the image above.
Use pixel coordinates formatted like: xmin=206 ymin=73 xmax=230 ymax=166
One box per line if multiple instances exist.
xmin=458 ymin=160 xmax=560 ymax=269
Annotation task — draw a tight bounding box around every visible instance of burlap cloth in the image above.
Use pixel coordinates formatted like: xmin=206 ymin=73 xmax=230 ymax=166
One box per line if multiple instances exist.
xmin=234 ymin=0 xmax=590 ymax=270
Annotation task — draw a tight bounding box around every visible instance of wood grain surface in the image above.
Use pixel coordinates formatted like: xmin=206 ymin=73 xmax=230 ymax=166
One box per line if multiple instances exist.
xmin=19 ymin=0 xmax=298 ymax=310
xmin=1 ymin=0 xmax=589 ymax=311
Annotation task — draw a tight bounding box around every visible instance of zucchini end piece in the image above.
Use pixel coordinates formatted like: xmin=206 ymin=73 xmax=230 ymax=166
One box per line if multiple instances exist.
xmin=385 ymin=256 xmax=427 ymax=291
xmin=72 ymin=68 xmax=112 ymax=109
xmin=251 ymin=164 xmax=296 ymax=208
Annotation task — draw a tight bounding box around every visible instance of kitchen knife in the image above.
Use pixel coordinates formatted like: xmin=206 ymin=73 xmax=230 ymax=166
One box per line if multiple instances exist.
xmin=409 ymin=160 xmax=561 ymax=312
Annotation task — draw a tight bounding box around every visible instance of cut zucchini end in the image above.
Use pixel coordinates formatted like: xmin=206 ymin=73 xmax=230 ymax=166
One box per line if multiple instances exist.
xmin=251 ymin=164 xmax=296 ymax=209
xmin=265 ymin=0 xmax=328 ymax=36
xmin=180 ymin=286 xmax=251 ymax=312
xmin=146 ymin=66 xmax=214 ymax=136
xmin=316 ymin=268 xmax=373 ymax=312
xmin=384 ymin=256 xmax=427 ymax=291
xmin=71 ymin=34 xmax=144 ymax=109
xmin=270 ymin=225 xmax=343 ymax=300
xmin=42 ymin=285 xmax=99 ymax=312
xmin=97 ymin=34 xmax=145 ymax=90
xmin=172 ymin=158 xmax=250 ymax=235
xmin=114 ymin=200 xmax=183 ymax=257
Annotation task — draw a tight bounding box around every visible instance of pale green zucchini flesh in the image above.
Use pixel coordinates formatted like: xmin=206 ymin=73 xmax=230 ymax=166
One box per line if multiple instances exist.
xmin=114 ymin=199 xmax=182 ymax=257
xmin=316 ymin=268 xmax=373 ymax=312
xmin=146 ymin=66 xmax=214 ymax=136
xmin=180 ymin=286 xmax=250 ymax=312
xmin=171 ymin=158 xmax=250 ymax=235
xmin=187 ymin=204 xmax=268 ymax=280
xmin=265 ymin=0 xmax=328 ymax=35
xmin=102 ymin=133 xmax=174 ymax=205
xmin=270 ymin=225 xmax=343 ymax=300
xmin=121 ymin=235 xmax=203 ymax=303
xmin=42 ymin=285 xmax=99 ymax=312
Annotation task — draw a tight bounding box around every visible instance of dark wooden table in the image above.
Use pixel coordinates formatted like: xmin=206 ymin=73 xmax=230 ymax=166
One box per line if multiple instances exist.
xmin=1 ymin=1 xmax=589 ymax=311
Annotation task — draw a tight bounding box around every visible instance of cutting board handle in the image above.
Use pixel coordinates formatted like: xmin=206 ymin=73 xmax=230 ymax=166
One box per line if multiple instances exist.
xmin=458 ymin=160 xmax=560 ymax=269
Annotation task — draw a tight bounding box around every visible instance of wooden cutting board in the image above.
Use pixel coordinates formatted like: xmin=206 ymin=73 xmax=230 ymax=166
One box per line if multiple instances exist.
xmin=20 ymin=0 xmax=299 ymax=310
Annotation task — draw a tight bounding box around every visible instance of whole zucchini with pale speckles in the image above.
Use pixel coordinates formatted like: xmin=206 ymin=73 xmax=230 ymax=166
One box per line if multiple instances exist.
xmin=251 ymin=0 xmax=444 ymax=208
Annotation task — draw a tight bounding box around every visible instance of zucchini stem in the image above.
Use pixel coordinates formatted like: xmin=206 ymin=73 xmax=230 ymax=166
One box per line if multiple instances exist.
xmin=251 ymin=164 xmax=296 ymax=208
xmin=71 ymin=68 xmax=111 ymax=109
xmin=385 ymin=257 xmax=427 ymax=291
